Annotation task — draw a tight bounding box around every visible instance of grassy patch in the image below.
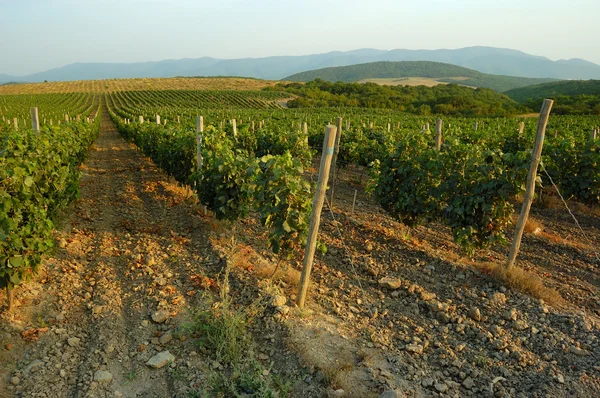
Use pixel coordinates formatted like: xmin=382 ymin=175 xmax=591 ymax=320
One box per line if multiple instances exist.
xmin=185 ymin=256 xmax=291 ymax=397
xmin=473 ymin=261 xmax=563 ymax=307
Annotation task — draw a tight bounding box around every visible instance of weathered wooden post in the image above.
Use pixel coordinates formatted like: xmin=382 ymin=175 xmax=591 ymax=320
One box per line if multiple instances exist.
xmin=297 ymin=125 xmax=338 ymax=308
xmin=13 ymin=118 xmax=18 ymax=131
xmin=251 ymin=120 xmax=255 ymax=133
xmin=591 ymin=128 xmax=597 ymax=141
xmin=232 ymin=119 xmax=237 ymax=138
xmin=139 ymin=115 xmax=144 ymax=124
xmin=30 ymin=107 xmax=39 ymax=133
xmin=196 ymin=116 xmax=204 ymax=171
xmin=435 ymin=118 xmax=443 ymax=151
xmin=425 ymin=122 xmax=430 ymax=131
xmin=507 ymin=99 xmax=553 ymax=269
xmin=156 ymin=115 xmax=160 ymax=126
xmin=329 ymin=117 xmax=343 ymax=207
xmin=518 ymin=122 xmax=525 ymax=137
xmin=474 ymin=121 xmax=478 ymax=131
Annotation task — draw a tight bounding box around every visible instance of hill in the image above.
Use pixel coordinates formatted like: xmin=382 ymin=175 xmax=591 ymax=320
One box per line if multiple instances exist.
xmin=505 ymin=80 xmax=600 ymax=102
xmin=1 ymin=46 xmax=599 ymax=84
xmin=283 ymin=61 xmax=558 ymax=92
xmin=505 ymin=80 xmax=600 ymax=115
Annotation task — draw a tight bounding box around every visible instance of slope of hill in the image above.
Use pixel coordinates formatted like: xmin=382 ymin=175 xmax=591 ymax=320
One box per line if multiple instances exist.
xmin=505 ymin=80 xmax=600 ymax=102
xmin=284 ymin=61 xmax=558 ymax=92
xmin=1 ymin=46 xmax=599 ymax=84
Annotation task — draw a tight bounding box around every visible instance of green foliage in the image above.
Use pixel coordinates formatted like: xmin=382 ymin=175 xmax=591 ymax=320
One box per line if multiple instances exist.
xmin=0 ymin=121 xmax=99 ymax=293
xmin=544 ymin=139 xmax=600 ymax=205
xmin=252 ymin=153 xmax=312 ymax=257
xmin=372 ymin=135 xmax=529 ymax=254
xmin=278 ymin=79 xmax=527 ymax=116
xmin=110 ymin=110 xmax=314 ymax=257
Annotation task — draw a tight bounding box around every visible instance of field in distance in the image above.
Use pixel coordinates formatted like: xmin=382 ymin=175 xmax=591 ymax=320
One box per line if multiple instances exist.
xmin=0 ymin=76 xmax=281 ymax=94
xmin=357 ymin=76 xmax=471 ymax=88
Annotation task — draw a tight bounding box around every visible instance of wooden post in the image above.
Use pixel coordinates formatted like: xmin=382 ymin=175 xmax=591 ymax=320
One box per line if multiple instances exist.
xmin=297 ymin=125 xmax=338 ymax=308
xmin=591 ymin=128 xmax=597 ymax=141
xmin=196 ymin=116 xmax=204 ymax=171
xmin=156 ymin=115 xmax=160 ymax=126
xmin=232 ymin=119 xmax=237 ymax=138
xmin=435 ymin=118 xmax=443 ymax=151
xmin=329 ymin=117 xmax=343 ymax=207
xmin=30 ymin=107 xmax=39 ymax=133
xmin=177 ymin=115 xmax=180 ymax=124
xmin=13 ymin=118 xmax=18 ymax=131
xmin=507 ymin=99 xmax=553 ymax=269
xmin=351 ymin=189 xmax=358 ymax=216
xmin=387 ymin=123 xmax=391 ymax=133
xmin=251 ymin=120 xmax=255 ymax=133
xmin=139 ymin=115 xmax=144 ymax=124
xmin=425 ymin=122 xmax=430 ymax=131
xmin=65 ymin=114 xmax=69 ymax=122
xmin=518 ymin=122 xmax=525 ymax=137
xmin=474 ymin=121 xmax=478 ymax=131
xmin=346 ymin=119 xmax=350 ymax=130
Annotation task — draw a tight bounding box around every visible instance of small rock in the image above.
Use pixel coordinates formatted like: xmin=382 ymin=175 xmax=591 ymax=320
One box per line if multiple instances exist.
xmin=145 ymin=255 xmax=156 ymax=267
xmin=67 ymin=337 xmax=81 ymax=347
xmin=277 ymin=305 xmax=290 ymax=315
xmin=379 ymin=390 xmax=404 ymax=398
xmin=272 ymin=295 xmax=287 ymax=307
xmin=378 ymin=277 xmax=402 ymax=290
xmin=469 ymin=307 xmax=481 ymax=322
xmin=570 ymin=346 xmax=591 ymax=356
xmin=151 ymin=310 xmax=169 ymax=324
xmin=503 ymin=308 xmax=518 ymax=321
xmin=557 ymin=374 xmax=565 ymax=384
xmin=462 ymin=377 xmax=474 ymax=389
xmin=420 ymin=291 xmax=436 ymax=301
xmin=146 ymin=351 xmax=175 ymax=369
xmin=11 ymin=376 xmax=20 ymax=385
xmin=159 ymin=333 xmax=172 ymax=345
xmin=25 ymin=359 xmax=44 ymax=373
xmin=60 ymin=369 xmax=66 ymax=378
xmin=490 ymin=292 xmax=507 ymax=306
xmin=141 ymin=320 xmax=150 ymax=327
xmin=492 ymin=339 xmax=508 ymax=350
xmin=421 ymin=378 xmax=434 ymax=388
xmin=93 ymin=370 xmax=113 ymax=383
xmin=513 ymin=320 xmax=529 ymax=331
xmin=331 ymin=389 xmax=345 ymax=397
xmin=434 ymin=382 xmax=448 ymax=393
xmin=406 ymin=343 xmax=424 ymax=355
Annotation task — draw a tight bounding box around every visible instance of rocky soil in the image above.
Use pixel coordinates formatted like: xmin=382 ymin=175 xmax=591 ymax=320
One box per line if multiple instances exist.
xmin=1 ymin=109 xmax=599 ymax=398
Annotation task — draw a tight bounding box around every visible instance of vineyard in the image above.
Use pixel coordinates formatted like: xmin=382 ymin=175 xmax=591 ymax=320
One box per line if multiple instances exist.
xmin=0 ymin=88 xmax=599 ymax=397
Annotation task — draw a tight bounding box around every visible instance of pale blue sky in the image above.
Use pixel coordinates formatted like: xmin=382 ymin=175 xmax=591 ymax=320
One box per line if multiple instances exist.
xmin=1 ymin=0 xmax=599 ymax=75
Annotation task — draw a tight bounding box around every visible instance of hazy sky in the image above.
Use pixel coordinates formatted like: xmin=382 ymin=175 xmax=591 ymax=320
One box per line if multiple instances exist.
xmin=1 ymin=0 xmax=599 ymax=75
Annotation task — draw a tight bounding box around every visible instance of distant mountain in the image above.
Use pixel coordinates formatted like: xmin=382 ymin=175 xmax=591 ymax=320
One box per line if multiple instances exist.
xmin=1 ymin=46 xmax=599 ymax=85
xmin=505 ymin=80 xmax=600 ymax=102
xmin=284 ymin=61 xmax=558 ymax=92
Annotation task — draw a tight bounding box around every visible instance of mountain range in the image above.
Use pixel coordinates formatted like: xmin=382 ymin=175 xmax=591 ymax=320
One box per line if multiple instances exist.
xmin=2 ymin=46 xmax=600 ymax=85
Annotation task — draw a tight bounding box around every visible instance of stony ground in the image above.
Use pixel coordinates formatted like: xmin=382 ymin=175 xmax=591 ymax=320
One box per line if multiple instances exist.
xmin=1 ymin=108 xmax=599 ymax=398
xmin=0 ymin=107 xmax=325 ymax=397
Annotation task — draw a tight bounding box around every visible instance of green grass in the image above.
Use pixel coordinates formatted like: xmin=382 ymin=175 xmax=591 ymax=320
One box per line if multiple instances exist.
xmin=184 ymin=249 xmax=291 ymax=397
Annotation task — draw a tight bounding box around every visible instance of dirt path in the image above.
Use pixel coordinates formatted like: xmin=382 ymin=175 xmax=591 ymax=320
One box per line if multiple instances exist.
xmin=1 ymin=104 xmax=224 ymax=397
